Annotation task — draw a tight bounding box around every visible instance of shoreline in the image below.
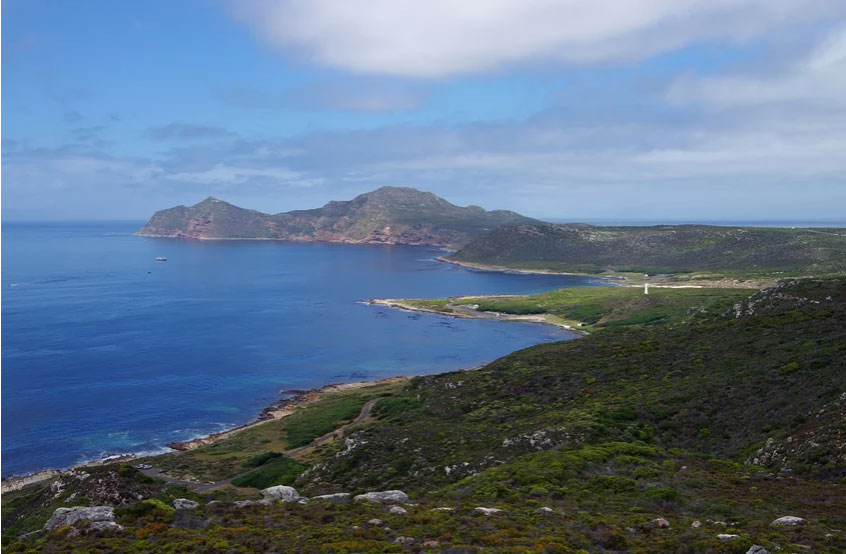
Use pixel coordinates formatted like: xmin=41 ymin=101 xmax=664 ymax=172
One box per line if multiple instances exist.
xmin=434 ymin=256 xmax=605 ymax=278
xmin=1 ymin=376 xmax=408 ymax=494
xmin=368 ymin=298 xmax=587 ymax=334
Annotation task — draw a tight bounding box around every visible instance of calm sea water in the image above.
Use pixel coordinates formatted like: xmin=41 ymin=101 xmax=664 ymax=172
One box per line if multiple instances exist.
xmin=1 ymin=222 xmax=605 ymax=477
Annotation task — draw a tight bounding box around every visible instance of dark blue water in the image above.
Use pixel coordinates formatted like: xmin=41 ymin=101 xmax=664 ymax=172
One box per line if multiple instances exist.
xmin=1 ymin=222 xmax=604 ymax=477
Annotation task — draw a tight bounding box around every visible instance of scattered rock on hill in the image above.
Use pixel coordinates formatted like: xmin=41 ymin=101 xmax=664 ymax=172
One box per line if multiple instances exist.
xmin=172 ymin=498 xmax=199 ymax=510
xmin=473 ymin=507 xmax=502 ymax=515
xmin=354 ymin=490 xmax=409 ymax=503
xmin=771 ymin=515 xmax=805 ymax=526
xmin=717 ymin=534 xmax=740 ymax=540
xmin=652 ymin=518 xmax=670 ymax=528
xmin=537 ymin=507 xmax=555 ymax=514
xmin=746 ymin=546 xmax=771 ymax=554
xmin=44 ymin=506 xmax=115 ymax=531
xmin=389 ymin=505 xmax=408 ymax=514
xmin=261 ymin=485 xmax=302 ymax=503
xmin=312 ymin=493 xmax=352 ymax=504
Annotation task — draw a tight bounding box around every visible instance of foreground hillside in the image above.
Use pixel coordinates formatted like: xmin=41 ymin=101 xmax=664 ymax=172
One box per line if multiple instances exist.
xmin=3 ymin=280 xmax=845 ymax=553
xmin=137 ymin=187 xmax=536 ymax=248
xmin=449 ymin=223 xmax=846 ymax=277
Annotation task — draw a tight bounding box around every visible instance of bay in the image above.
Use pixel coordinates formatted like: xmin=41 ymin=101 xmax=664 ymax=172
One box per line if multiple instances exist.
xmin=1 ymin=221 xmax=604 ymax=477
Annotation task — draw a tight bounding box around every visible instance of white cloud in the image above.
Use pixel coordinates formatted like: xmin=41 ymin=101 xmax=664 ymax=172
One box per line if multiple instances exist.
xmin=232 ymin=0 xmax=843 ymax=77
xmin=667 ymin=25 xmax=846 ymax=108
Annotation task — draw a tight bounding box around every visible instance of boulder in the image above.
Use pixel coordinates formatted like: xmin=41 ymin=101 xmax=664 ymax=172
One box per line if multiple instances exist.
xmin=771 ymin=515 xmax=805 ymax=526
xmin=261 ymin=485 xmax=302 ymax=503
xmin=368 ymin=518 xmax=383 ymax=525
xmin=746 ymin=547 xmax=771 ymax=554
xmin=172 ymin=498 xmax=199 ymax=510
xmin=88 ymin=521 xmax=123 ymax=533
xmin=312 ymin=493 xmax=352 ymax=505
xmin=652 ymin=518 xmax=670 ymax=528
xmin=431 ymin=507 xmax=453 ymax=512
xmin=394 ymin=536 xmax=416 ymax=544
xmin=389 ymin=505 xmax=408 ymax=514
xmin=717 ymin=534 xmax=740 ymax=540
xmin=44 ymin=506 xmax=115 ymax=531
xmin=354 ymin=490 xmax=409 ymax=503
xmin=537 ymin=507 xmax=555 ymax=514
xmin=691 ymin=520 xmax=702 ymax=528
xmin=473 ymin=507 xmax=503 ymax=515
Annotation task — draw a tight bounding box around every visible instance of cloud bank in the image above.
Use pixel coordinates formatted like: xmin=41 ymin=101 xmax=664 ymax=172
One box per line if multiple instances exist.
xmin=232 ymin=0 xmax=843 ymax=77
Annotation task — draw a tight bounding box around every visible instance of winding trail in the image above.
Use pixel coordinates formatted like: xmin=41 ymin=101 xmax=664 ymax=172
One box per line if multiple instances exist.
xmin=140 ymin=398 xmax=379 ymax=492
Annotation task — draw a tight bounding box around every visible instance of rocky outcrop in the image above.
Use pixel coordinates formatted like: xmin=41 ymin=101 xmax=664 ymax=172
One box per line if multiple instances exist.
xmin=312 ymin=493 xmax=352 ymax=505
xmin=172 ymin=499 xmax=199 ymax=510
xmin=44 ymin=506 xmax=115 ymax=531
xmin=261 ymin=485 xmax=303 ymax=503
xmin=353 ymin=490 xmax=409 ymax=503
xmin=771 ymin=515 xmax=805 ymax=526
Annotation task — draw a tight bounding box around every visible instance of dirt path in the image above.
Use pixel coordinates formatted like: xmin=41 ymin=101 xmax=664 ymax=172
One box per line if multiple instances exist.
xmin=140 ymin=398 xmax=380 ymax=492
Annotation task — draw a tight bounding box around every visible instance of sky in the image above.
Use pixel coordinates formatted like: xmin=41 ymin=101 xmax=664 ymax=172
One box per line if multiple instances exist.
xmin=2 ymin=0 xmax=845 ymax=221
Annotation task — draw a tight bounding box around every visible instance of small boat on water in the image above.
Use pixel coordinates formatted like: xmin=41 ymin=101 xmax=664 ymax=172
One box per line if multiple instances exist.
xmin=155 ymin=256 xmax=167 ymax=262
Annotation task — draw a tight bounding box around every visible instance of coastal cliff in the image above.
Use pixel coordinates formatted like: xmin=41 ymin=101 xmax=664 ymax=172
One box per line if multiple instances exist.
xmin=137 ymin=186 xmax=536 ymax=248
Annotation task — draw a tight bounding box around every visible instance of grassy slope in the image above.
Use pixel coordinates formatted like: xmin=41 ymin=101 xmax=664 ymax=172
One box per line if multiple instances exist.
xmin=449 ymin=223 xmax=846 ymax=277
xmin=5 ymin=280 xmax=846 ymax=553
xmin=404 ymin=287 xmax=752 ymax=331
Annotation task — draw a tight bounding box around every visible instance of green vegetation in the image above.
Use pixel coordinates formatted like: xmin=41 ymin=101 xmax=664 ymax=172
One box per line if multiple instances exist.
xmin=401 ymin=286 xmax=751 ymax=330
xmin=450 ymin=223 xmax=846 ymax=276
xmin=230 ymin=457 xmax=307 ymax=489
xmin=283 ymin=394 xmax=372 ymax=448
xmin=135 ymin=381 xmax=402 ymax=483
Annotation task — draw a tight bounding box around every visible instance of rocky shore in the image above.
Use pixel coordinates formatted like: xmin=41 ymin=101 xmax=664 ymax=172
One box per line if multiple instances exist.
xmin=1 ymin=376 xmax=408 ymax=493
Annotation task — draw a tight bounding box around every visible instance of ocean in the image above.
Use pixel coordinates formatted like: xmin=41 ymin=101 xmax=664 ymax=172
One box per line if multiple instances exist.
xmin=1 ymin=221 xmax=605 ymax=477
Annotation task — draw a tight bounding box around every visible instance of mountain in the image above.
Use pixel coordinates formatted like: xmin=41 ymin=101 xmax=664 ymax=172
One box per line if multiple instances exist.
xmin=137 ymin=187 xmax=537 ymax=248
xmin=448 ymin=222 xmax=846 ymax=276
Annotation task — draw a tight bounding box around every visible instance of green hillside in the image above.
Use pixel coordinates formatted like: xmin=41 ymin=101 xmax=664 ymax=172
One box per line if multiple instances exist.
xmin=4 ymin=279 xmax=845 ymax=553
xmin=449 ymin=223 xmax=846 ymax=277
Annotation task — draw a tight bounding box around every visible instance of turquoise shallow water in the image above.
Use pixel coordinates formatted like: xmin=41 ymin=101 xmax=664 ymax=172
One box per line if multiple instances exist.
xmin=1 ymin=221 xmax=606 ymax=477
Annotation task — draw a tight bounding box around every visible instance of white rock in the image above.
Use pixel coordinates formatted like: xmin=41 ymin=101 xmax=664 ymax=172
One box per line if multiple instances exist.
xmin=261 ymin=485 xmax=302 ymax=503
xmin=473 ymin=507 xmax=503 ymax=515
xmin=88 ymin=521 xmax=124 ymax=533
xmin=234 ymin=500 xmax=255 ymax=508
xmin=354 ymin=490 xmax=409 ymax=503
xmin=394 ymin=536 xmax=416 ymax=544
xmin=717 ymin=534 xmax=740 ymax=540
xmin=537 ymin=507 xmax=555 ymax=514
xmin=652 ymin=518 xmax=670 ymax=528
xmin=431 ymin=507 xmax=454 ymax=512
xmin=368 ymin=518 xmax=383 ymax=525
xmin=172 ymin=498 xmax=199 ymax=510
xmin=389 ymin=505 xmax=408 ymax=514
xmin=746 ymin=547 xmax=771 ymax=554
xmin=771 ymin=516 xmax=805 ymax=526
xmin=312 ymin=493 xmax=352 ymax=505
xmin=691 ymin=520 xmax=702 ymax=528
xmin=45 ymin=506 xmax=115 ymax=531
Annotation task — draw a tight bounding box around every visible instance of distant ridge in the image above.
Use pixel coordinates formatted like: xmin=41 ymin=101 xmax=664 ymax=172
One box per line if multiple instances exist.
xmin=137 ymin=187 xmax=537 ymax=248
xmin=448 ymin=222 xmax=846 ymax=275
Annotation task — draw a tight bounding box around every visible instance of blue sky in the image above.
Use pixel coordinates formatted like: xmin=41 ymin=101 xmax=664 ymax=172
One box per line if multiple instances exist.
xmin=3 ymin=0 xmax=845 ymax=221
